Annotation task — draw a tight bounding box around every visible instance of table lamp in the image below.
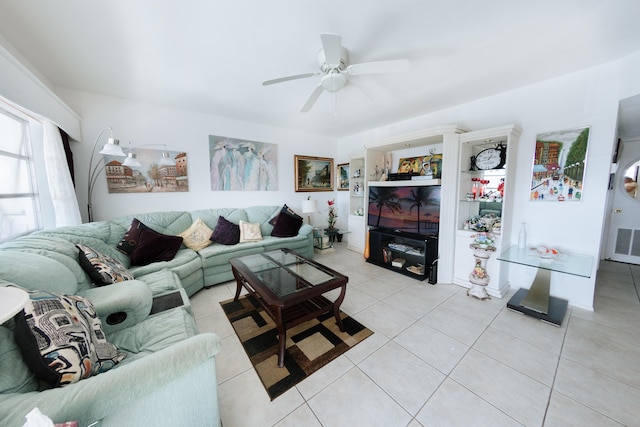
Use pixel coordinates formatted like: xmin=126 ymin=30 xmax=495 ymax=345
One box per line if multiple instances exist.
xmin=301 ymin=199 xmax=318 ymax=225
xmin=0 ymin=287 xmax=29 ymax=324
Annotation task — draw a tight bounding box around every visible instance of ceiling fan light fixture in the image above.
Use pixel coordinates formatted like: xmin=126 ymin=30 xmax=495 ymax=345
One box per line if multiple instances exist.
xmin=320 ymin=72 xmax=347 ymax=93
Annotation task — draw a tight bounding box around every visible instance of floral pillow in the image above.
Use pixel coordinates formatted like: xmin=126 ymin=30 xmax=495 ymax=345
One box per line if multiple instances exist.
xmin=239 ymin=220 xmax=263 ymax=243
xmin=178 ymin=218 xmax=214 ymax=251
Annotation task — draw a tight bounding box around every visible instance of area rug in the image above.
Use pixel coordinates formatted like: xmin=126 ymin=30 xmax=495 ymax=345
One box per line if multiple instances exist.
xmin=220 ymin=295 xmax=373 ymax=400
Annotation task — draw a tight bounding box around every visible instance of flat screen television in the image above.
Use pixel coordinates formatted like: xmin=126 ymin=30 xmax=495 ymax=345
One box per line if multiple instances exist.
xmin=367 ymin=184 xmax=440 ymax=236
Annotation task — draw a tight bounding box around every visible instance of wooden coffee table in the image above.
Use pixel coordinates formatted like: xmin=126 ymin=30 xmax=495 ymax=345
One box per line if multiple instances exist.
xmin=229 ymin=248 xmax=348 ymax=367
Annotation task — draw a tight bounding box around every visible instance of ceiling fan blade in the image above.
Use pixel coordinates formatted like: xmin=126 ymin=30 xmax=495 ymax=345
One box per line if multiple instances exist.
xmin=262 ymin=73 xmax=316 ymax=86
xmin=346 ymin=59 xmax=410 ymax=76
xmin=348 ymin=79 xmax=373 ymax=103
xmin=300 ymin=85 xmax=325 ymax=113
xmin=320 ymin=33 xmax=342 ymax=67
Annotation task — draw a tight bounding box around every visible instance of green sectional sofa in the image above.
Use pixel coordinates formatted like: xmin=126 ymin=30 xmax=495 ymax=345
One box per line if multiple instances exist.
xmin=0 ymin=205 xmax=313 ymax=426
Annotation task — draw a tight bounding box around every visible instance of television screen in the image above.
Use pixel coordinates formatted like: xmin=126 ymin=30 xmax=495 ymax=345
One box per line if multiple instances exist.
xmin=367 ymin=184 xmax=440 ymax=236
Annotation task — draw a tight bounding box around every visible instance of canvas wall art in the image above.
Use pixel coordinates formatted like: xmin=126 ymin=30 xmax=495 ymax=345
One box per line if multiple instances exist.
xmin=530 ymin=126 xmax=590 ymax=202
xmin=103 ymin=149 xmax=188 ymax=193
xmin=337 ymin=163 xmax=349 ymax=190
xmin=397 ymin=153 xmax=443 ymax=179
xmin=294 ymin=155 xmax=334 ymax=192
xmin=208 ymin=135 xmax=278 ymax=191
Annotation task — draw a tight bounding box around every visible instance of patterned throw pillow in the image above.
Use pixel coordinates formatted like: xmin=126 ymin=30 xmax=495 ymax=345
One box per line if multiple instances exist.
xmin=210 ymin=216 xmax=240 ymax=245
xmin=77 ymin=244 xmax=134 ymax=286
xmin=129 ymin=227 xmax=183 ymax=266
xmin=13 ymin=290 xmax=126 ymax=387
xmin=239 ymin=220 xmax=263 ymax=243
xmin=178 ymin=218 xmax=214 ymax=251
xmin=116 ymin=218 xmax=148 ymax=255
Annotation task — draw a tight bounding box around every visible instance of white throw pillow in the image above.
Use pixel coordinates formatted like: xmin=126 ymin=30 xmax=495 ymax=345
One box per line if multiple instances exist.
xmin=239 ymin=220 xmax=263 ymax=243
xmin=178 ymin=217 xmax=214 ymax=251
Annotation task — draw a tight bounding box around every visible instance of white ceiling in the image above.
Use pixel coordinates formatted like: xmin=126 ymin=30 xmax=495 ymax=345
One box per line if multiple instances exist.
xmin=1 ymin=0 xmax=640 ymax=139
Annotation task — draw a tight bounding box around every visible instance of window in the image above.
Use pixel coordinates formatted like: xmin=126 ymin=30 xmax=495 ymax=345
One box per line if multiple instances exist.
xmin=0 ymin=108 xmax=41 ymax=241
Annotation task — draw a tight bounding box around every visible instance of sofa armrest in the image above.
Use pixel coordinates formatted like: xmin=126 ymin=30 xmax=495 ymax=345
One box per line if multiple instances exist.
xmin=78 ymin=280 xmax=153 ymax=335
xmin=0 ymin=333 xmax=222 ymax=427
xmin=298 ymin=223 xmax=314 ymax=236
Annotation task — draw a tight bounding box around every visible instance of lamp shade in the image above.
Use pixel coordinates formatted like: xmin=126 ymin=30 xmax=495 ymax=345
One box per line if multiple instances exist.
xmin=159 ymin=151 xmax=176 ymax=166
xmin=98 ymin=137 xmax=125 ymax=156
xmin=301 ymin=199 xmax=318 ymax=214
xmin=122 ymin=152 xmax=142 ymax=168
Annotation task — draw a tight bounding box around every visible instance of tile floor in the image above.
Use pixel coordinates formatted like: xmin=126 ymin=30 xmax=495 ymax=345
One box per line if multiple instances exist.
xmin=191 ymin=245 xmax=640 ymax=427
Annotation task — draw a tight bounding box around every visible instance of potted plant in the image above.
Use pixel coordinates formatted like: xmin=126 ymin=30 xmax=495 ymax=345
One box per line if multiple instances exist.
xmin=325 ymin=199 xmax=339 ymax=242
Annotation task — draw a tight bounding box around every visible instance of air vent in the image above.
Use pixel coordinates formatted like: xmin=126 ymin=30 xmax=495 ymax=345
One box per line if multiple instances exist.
xmin=615 ymin=228 xmax=640 ymax=256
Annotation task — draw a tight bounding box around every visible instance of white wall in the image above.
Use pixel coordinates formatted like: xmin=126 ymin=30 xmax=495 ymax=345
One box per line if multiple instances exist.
xmin=338 ymin=51 xmax=640 ymax=310
xmin=57 ymin=89 xmax=339 ymax=224
xmin=0 ymin=35 xmax=80 ymax=139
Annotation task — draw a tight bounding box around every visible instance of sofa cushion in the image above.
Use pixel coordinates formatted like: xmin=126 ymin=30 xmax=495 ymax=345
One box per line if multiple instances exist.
xmin=77 ymin=244 xmax=134 ymax=286
xmin=271 ymin=206 xmax=303 ymax=237
xmin=0 ymin=251 xmax=78 ymax=295
xmin=239 ymin=220 xmax=263 ymax=243
xmin=13 ymin=290 xmax=126 ymax=387
xmin=210 ymin=216 xmax=240 ymax=245
xmin=130 ymin=227 xmax=183 ymax=266
xmin=116 ymin=218 xmax=148 ymax=256
xmin=178 ymin=218 xmax=214 ymax=251
xmin=0 ymin=325 xmax=39 ymax=394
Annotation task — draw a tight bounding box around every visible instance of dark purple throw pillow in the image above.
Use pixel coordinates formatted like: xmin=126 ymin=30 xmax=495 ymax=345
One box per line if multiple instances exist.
xmin=271 ymin=210 xmax=303 ymax=237
xmin=129 ymin=227 xmax=183 ymax=266
xmin=116 ymin=218 xmax=148 ymax=255
xmin=268 ymin=204 xmax=302 ymax=226
xmin=210 ymin=216 xmax=240 ymax=245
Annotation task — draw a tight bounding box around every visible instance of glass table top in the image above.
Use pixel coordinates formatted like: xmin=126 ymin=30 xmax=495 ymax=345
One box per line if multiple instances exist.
xmin=497 ymin=246 xmax=594 ymax=278
xmin=233 ymin=250 xmax=339 ymax=297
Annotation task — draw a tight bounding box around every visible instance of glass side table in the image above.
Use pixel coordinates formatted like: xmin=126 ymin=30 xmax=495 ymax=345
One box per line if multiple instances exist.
xmin=313 ymin=228 xmax=349 ymax=252
xmin=497 ymin=246 xmax=593 ymax=326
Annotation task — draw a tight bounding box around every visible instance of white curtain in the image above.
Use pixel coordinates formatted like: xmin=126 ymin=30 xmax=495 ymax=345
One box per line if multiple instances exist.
xmin=42 ymin=120 xmax=82 ymax=226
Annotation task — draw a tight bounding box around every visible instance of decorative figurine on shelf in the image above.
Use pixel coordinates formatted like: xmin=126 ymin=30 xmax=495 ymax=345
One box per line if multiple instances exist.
xmin=468 ymin=232 xmax=496 ymax=300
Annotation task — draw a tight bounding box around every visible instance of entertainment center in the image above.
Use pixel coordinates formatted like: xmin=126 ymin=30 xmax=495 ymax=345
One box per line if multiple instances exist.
xmin=348 ymin=124 xmax=521 ymax=293
xmin=366 ymin=180 xmax=440 ymax=282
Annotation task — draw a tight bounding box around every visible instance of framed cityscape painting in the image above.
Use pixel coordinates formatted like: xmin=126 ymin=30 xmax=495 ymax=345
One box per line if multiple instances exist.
xmin=294 ymin=155 xmax=334 ymax=192
xmin=530 ymin=126 xmax=590 ymax=202
xmin=103 ymin=148 xmax=188 ymax=193
xmin=337 ymin=163 xmax=349 ymax=191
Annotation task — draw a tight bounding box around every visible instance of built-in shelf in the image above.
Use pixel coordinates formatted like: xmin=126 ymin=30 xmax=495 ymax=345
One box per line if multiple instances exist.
xmin=368 ymin=179 xmax=442 ymax=187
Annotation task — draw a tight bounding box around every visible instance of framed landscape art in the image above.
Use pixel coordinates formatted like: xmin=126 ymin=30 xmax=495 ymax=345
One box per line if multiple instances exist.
xmin=294 ymin=155 xmax=334 ymax=192
xmin=337 ymin=163 xmax=349 ymax=190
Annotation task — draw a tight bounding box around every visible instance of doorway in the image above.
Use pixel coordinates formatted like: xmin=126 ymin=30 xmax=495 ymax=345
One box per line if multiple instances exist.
xmin=604 ymin=94 xmax=640 ymax=265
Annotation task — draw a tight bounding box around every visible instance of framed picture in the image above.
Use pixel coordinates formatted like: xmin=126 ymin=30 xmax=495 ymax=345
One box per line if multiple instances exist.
xmin=103 ymin=148 xmax=189 ymax=193
xmin=397 ymin=153 xmax=443 ymax=178
xmin=337 ymin=163 xmax=349 ymax=191
xmin=294 ymin=155 xmax=334 ymax=192
xmin=208 ymin=135 xmax=277 ymax=191
xmin=530 ymin=126 xmax=590 ymax=202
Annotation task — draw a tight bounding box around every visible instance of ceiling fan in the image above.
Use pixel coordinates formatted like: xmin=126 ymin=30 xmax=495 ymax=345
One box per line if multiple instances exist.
xmin=262 ymin=33 xmax=410 ymax=112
